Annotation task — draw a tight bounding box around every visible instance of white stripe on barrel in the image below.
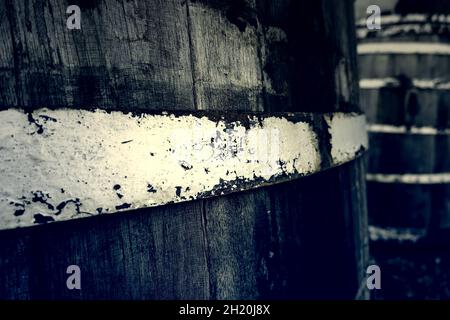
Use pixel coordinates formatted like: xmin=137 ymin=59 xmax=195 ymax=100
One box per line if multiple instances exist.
xmin=356 ymin=14 xmax=450 ymax=39
xmin=369 ymin=225 xmax=424 ymax=243
xmin=357 ymin=42 xmax=450 ymax=55
xmin=367 ymin=173 xmax=450 ymax=184
xmin=360 ymin=78 xmax=450 ymax=90
xmin=0 ymin=108 xmax=367 ymax=230
xmin=356 ymin=14 xmax=450 ymax=27
xmin=367 ymin=124 xmax=450 ymax=135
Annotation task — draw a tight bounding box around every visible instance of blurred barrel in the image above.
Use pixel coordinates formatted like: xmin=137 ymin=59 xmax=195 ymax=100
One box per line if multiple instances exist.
xmin=357 ymin=2 xmax=450 ymax=232
xmin=0 ymin=0 xmax=368 ymax=299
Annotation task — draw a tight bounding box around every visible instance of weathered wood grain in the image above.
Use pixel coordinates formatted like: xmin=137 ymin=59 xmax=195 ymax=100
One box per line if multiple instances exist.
xmin=1 ymin=0 xmax=195 ymax=110
xmin=187 ymin=0 xmax=264 ymax=111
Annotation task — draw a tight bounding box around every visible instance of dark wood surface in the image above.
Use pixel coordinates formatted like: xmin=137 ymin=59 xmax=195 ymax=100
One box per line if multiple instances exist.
xmin=361 ymin=88 xmax=450 ymax=128
xmin=0 ymin=0 xmax=368 ymax=299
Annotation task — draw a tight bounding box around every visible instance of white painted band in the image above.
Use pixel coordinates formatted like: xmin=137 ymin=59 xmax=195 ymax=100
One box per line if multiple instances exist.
xmin=357 ymin=14 xmax=450 ymax=39
xmin=357 ymin=42 xmax=450 ymax=55
xmin=367 ymin=173 xmax=450 ymax=184
xmin=360 ymin=78 xmax=450 ymax=90
xmin=369 ymin=225 xmax=424 ymax=243
xmin=356 ymin=14 xmax=450 ymax=27
xmin=368 ymin=124 xmax=450 ymax=135
xmin=357 ymin=25 xmax=450 ymax=39
xmin=0 ymin=108 xmax=367 ymax=230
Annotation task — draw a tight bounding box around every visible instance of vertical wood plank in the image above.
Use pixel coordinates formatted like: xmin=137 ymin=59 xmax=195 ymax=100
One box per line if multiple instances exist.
xmin=186 ymin=0 xmax=272 ymax=299
xmin=0 ymin=2 xmax=17 ymax=106
xmin=188 ymin=0 xmax=264 ymax=111
xmin=256 ymin=0 xmax=368 ymax=298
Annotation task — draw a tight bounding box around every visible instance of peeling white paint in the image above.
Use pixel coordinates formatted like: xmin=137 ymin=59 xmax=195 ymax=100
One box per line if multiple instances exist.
xmin=357 ymin=42 xmax=450 ymax=55
xmin=325 ymin=113 xmax=368 ymax=164
xmin=369 ymin=225 xmax=424 ymax=243
xmin=360 ymin=78 xmax=450 ymax=90
xmin=368 ymin=124 xmax=450 ymax=135
xmin=367 ymin=173 xmax=450 ymax=184
xmin=0 ymin=108 xmax=366 ymax=230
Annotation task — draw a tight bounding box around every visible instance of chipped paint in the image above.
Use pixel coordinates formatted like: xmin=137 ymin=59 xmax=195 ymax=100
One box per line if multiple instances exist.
xmin=0 ymin=108 xmax=366 ymax=230
xmin=325 ymin=113 xmax=368 ymax=164
xmin=357 ymin=42 xmax=450 ymax=55
xmin=367 ymin=173 xmax=450 ymax=184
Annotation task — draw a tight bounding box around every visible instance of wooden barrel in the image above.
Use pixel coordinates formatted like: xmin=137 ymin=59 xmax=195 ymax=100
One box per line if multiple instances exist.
xmin=0 ymin=0 xmax=368 ymax=299
xmin=357 ymin=0 xmax=450 ymax=233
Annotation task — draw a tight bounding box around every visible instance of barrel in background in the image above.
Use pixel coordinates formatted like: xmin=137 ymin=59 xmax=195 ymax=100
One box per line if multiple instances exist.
xmin=356 ymin=0 xmax=450 ymax=299
xmin=357 ymin=2 xmax=450 ymax=233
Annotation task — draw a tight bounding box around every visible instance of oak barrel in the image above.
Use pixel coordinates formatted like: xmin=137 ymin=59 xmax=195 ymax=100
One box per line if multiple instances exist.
xmin=0 ymin=0 xmax=368 ymax=299
xmin=357 ymin=0 xmax=450 ymax=233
